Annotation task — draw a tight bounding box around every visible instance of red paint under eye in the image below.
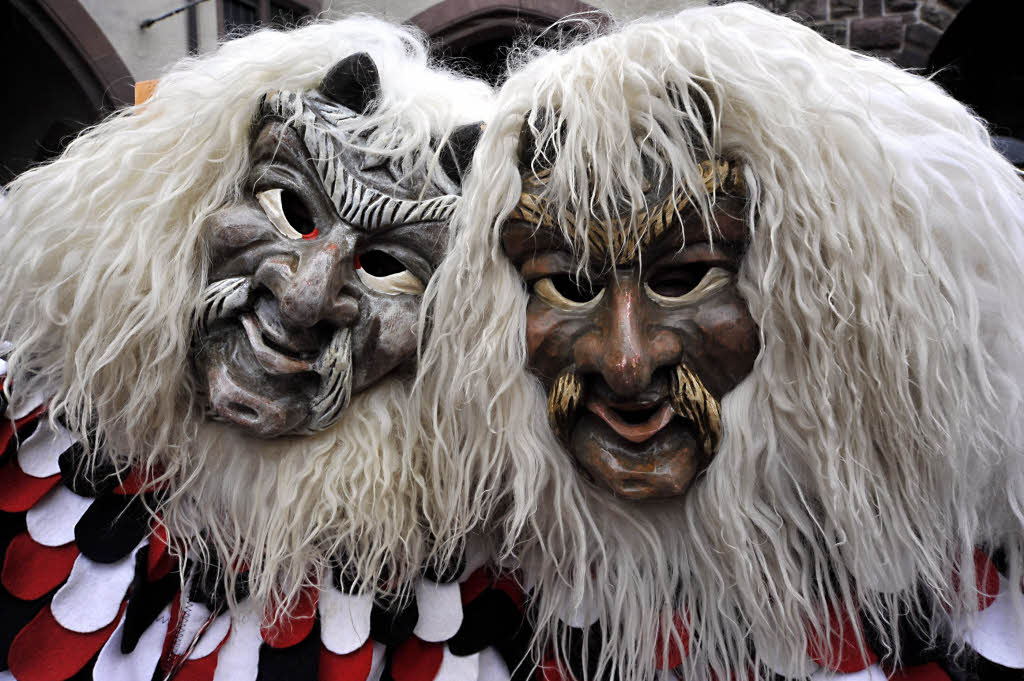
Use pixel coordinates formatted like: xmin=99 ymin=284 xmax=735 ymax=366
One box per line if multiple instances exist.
xmin=353 ymin=253 xmax=361 ymax=269
xmin=301 ymin=227 xmax=319 ymax=240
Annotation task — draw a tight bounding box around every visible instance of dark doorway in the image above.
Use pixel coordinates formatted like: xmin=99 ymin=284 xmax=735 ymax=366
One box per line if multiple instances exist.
xmin=410 ymin=0 xmax=604 ymax=86
xmin=0 ymin=0 xmax=132 ymax=184
xmin=929 ymin=0 xmax=1024 ymax=141
xmin=0 ymin=2 xmax=95 ymax=183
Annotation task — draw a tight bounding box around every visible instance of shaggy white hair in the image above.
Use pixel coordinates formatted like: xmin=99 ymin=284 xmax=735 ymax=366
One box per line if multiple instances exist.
xmin=415 ymin=4 xmax=1024 ymax=679
xmin=0 ymin=17 xmax=493 ymax=613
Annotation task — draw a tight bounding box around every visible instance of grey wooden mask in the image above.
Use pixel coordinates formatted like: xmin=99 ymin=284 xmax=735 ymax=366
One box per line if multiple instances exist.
xmin=194 ymin=52 xmax=483 ymax=437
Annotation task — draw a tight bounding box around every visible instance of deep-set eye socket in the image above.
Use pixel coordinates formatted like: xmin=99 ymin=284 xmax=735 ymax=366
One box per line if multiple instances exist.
xmin=356 ymin=250 xmax=424 ymax=296
xmin=255 ymin=188 xmax=318 ymax=239
xmin=534 ymin=274 xmax=604 ymax=311
xmin=645 ymin=265 xmax=732 ymax=306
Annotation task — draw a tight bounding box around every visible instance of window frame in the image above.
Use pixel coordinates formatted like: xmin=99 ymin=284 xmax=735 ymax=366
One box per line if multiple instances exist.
xmin=216 ymin=0 xmax=321 ymax=37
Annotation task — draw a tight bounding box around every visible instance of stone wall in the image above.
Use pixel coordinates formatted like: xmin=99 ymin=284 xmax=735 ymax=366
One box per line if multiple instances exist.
xmin=761 ymin=0 xmax=966 ymax=67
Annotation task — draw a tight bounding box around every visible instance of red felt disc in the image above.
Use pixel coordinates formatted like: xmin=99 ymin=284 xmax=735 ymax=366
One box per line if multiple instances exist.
xmin=888 ymin=662 xmax=951 ymax=680
xmin=112 ymin=468 xmax=167 ymax=496
xmin=806 ymin=605 xmax=878 ymax=673
xmin=459 ymin=568 xmax=490 ymax=605
xmin=112 ymin=469 xmax=148 ymax=496
xmin=539 ymin=656 xmax=576 ymax=681
xmin=320 ymin=638 xmax=374 ymax=681
xmin=172 ymin=627 xmax=230 ymax=681
xmin=951 ymin=548 xmax=1002 ymax=610
xmin=147 ymin=520 xmax=174 ymax=581
xmin=2 ymin=532 xmax=79 ymax=600
xmin=0 ymin=460 xmax=60 ymax=513
xmin=0 ymin=419 xmax=13 ymax=457
xmin=172 ymin=654 xmax=220 ymax=681
xmin=391 ymin=636 xmax=444 ymax=681
xmin=974 ymin=549 xmax=1000 ymax=610
xmin=8 ymin=602 xmax=124 ymax=681
xmin=654 ymin=613 xmax=690 ymax=670
xmin=261 ymin=586 xmax=318 ymax=648
xmin=492 ymin=574 xmax=525 ymax=610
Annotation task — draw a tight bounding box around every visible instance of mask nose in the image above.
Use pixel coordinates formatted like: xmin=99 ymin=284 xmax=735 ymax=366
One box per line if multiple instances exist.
xmin=577 ymin=279 xmax=655 ymax=397
xmin=254 ymin=239 xmax=359 ymax=330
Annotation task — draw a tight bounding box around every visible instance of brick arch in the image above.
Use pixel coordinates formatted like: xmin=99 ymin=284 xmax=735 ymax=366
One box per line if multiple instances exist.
xmin=409 ymin=0 xmax=607 ymax=83
xmin=14 ymin=0 xmax=133 ymax=109
xmin=410 ymin=0 xmax=603 ymax=50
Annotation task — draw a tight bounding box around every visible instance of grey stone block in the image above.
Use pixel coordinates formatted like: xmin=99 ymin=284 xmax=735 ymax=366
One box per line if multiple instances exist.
xmin=850 ymin=15 xmax=903 ymax=49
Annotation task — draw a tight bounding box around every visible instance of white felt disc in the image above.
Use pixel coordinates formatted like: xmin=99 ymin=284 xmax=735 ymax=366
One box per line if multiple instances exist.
xmin=51 ymin=542 xmax=144 ymax=633
xmin=756 ymin=640 xmax=821 ymax=678
xmin=212 ymin=605 xmax=263 ymax=681
xmin=412 ymin=579 xmax=463 ymax=642
xmin=26 ymin=484 xmax=93 ymax=547
xmin=190 ymin=610 xmax=232 ymax=659
xmin=435 ymin=646 xmax=479 ymax=681
xmin=17 ymin=419 xmax=73 ymax=478
xmin=172 ymin=597 xmax=214 ymax=657
xmin=93 ymin=605 xmax=171 ymax=681
xmin=367 ymin=642 xmax=387 ymax=681
xmin=964 ymin=576 xmax=1024 ymax=668
xmin=478 ymin=647 xmax=511 ymax=681
xmin=319 ymin=585 xmax=373 ymax=654
xmin=561 ymin=586 xmax=601 ymax=628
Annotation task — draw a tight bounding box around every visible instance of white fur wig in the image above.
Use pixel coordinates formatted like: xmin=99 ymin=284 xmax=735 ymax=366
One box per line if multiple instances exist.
xmin=0 ymin=17 xmax=493 ymax=614
xmin=414 ymin=4 xmax=1024 ymax=679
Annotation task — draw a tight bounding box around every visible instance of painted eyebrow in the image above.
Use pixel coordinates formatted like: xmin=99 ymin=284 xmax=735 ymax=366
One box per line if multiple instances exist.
xmin=257 ymin=90 xmax=459 ymax=232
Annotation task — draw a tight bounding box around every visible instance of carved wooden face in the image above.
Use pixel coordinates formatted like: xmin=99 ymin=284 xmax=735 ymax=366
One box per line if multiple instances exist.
xmin=193 ymin=54 xmax=480 ymax=437
xmin=502 ymin=167 xmax=760 ymax=500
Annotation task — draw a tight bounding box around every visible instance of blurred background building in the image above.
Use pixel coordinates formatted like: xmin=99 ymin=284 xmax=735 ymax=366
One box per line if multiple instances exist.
xmin=1 ymin=0 xmax=1019 ymax=184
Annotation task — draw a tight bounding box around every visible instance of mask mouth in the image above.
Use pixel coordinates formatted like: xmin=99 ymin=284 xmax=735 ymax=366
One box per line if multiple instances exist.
xmin=240 ymin=313 xmax=313 ymax=375
xmin=586 ymin=398 xmax=675 ymax=444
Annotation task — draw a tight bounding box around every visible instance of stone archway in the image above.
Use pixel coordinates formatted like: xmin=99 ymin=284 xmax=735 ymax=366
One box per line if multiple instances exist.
xmin=11 ymin=0 xmax=133 ymax=110
xmin=409 ymin=0 xmax=603 ymax=83
xmin=1 ymin=0 xmax=132 ymax=183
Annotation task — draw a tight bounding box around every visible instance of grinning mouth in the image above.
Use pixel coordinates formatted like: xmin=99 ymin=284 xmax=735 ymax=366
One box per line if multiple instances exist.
xmin=586 ymin=398 xmax=676 ymax=444
xmin=240 ymin=313 xmax=314 ymax=375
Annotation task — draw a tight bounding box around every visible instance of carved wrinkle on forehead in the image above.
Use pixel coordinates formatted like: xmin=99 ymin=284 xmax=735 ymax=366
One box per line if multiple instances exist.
xmin=508 ymin=158 xmax=745 ymax=265
xmin=258 ymin=90 xmax=461 ymax=233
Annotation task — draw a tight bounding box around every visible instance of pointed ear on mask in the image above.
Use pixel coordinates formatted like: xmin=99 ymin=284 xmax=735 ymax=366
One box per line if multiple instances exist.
xmin=319 ymin=52 xmax=381 ymax=115
xmin=438 ymin=123 xmax=485 ymax=188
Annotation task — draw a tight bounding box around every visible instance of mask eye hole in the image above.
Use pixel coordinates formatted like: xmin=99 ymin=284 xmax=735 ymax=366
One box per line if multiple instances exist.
xmin=355 ymin=250 xmax=424 ymax=296
xmin=533 ymin=275 xmax=604 ymax=311
xmin=549 ymin=274 xmax=601 ymax=303
xmin=645 ymin=265 xmax=732 ymax=306
xmin=358 ymin=250 xmax=406 ymax=276
xmin=256 ymin=188 xmax=319 ymax=240
xmin=647 ymin=264 xmax=711 ymax=298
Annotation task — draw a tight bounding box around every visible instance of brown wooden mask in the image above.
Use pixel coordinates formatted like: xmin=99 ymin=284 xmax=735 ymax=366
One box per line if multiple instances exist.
xmin=502 ymin=122 xmax=760 ymax=500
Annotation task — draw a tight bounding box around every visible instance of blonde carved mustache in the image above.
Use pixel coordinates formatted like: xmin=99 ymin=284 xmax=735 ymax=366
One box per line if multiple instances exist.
xmin=546 ymin=365 xmax=721 ymax=456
